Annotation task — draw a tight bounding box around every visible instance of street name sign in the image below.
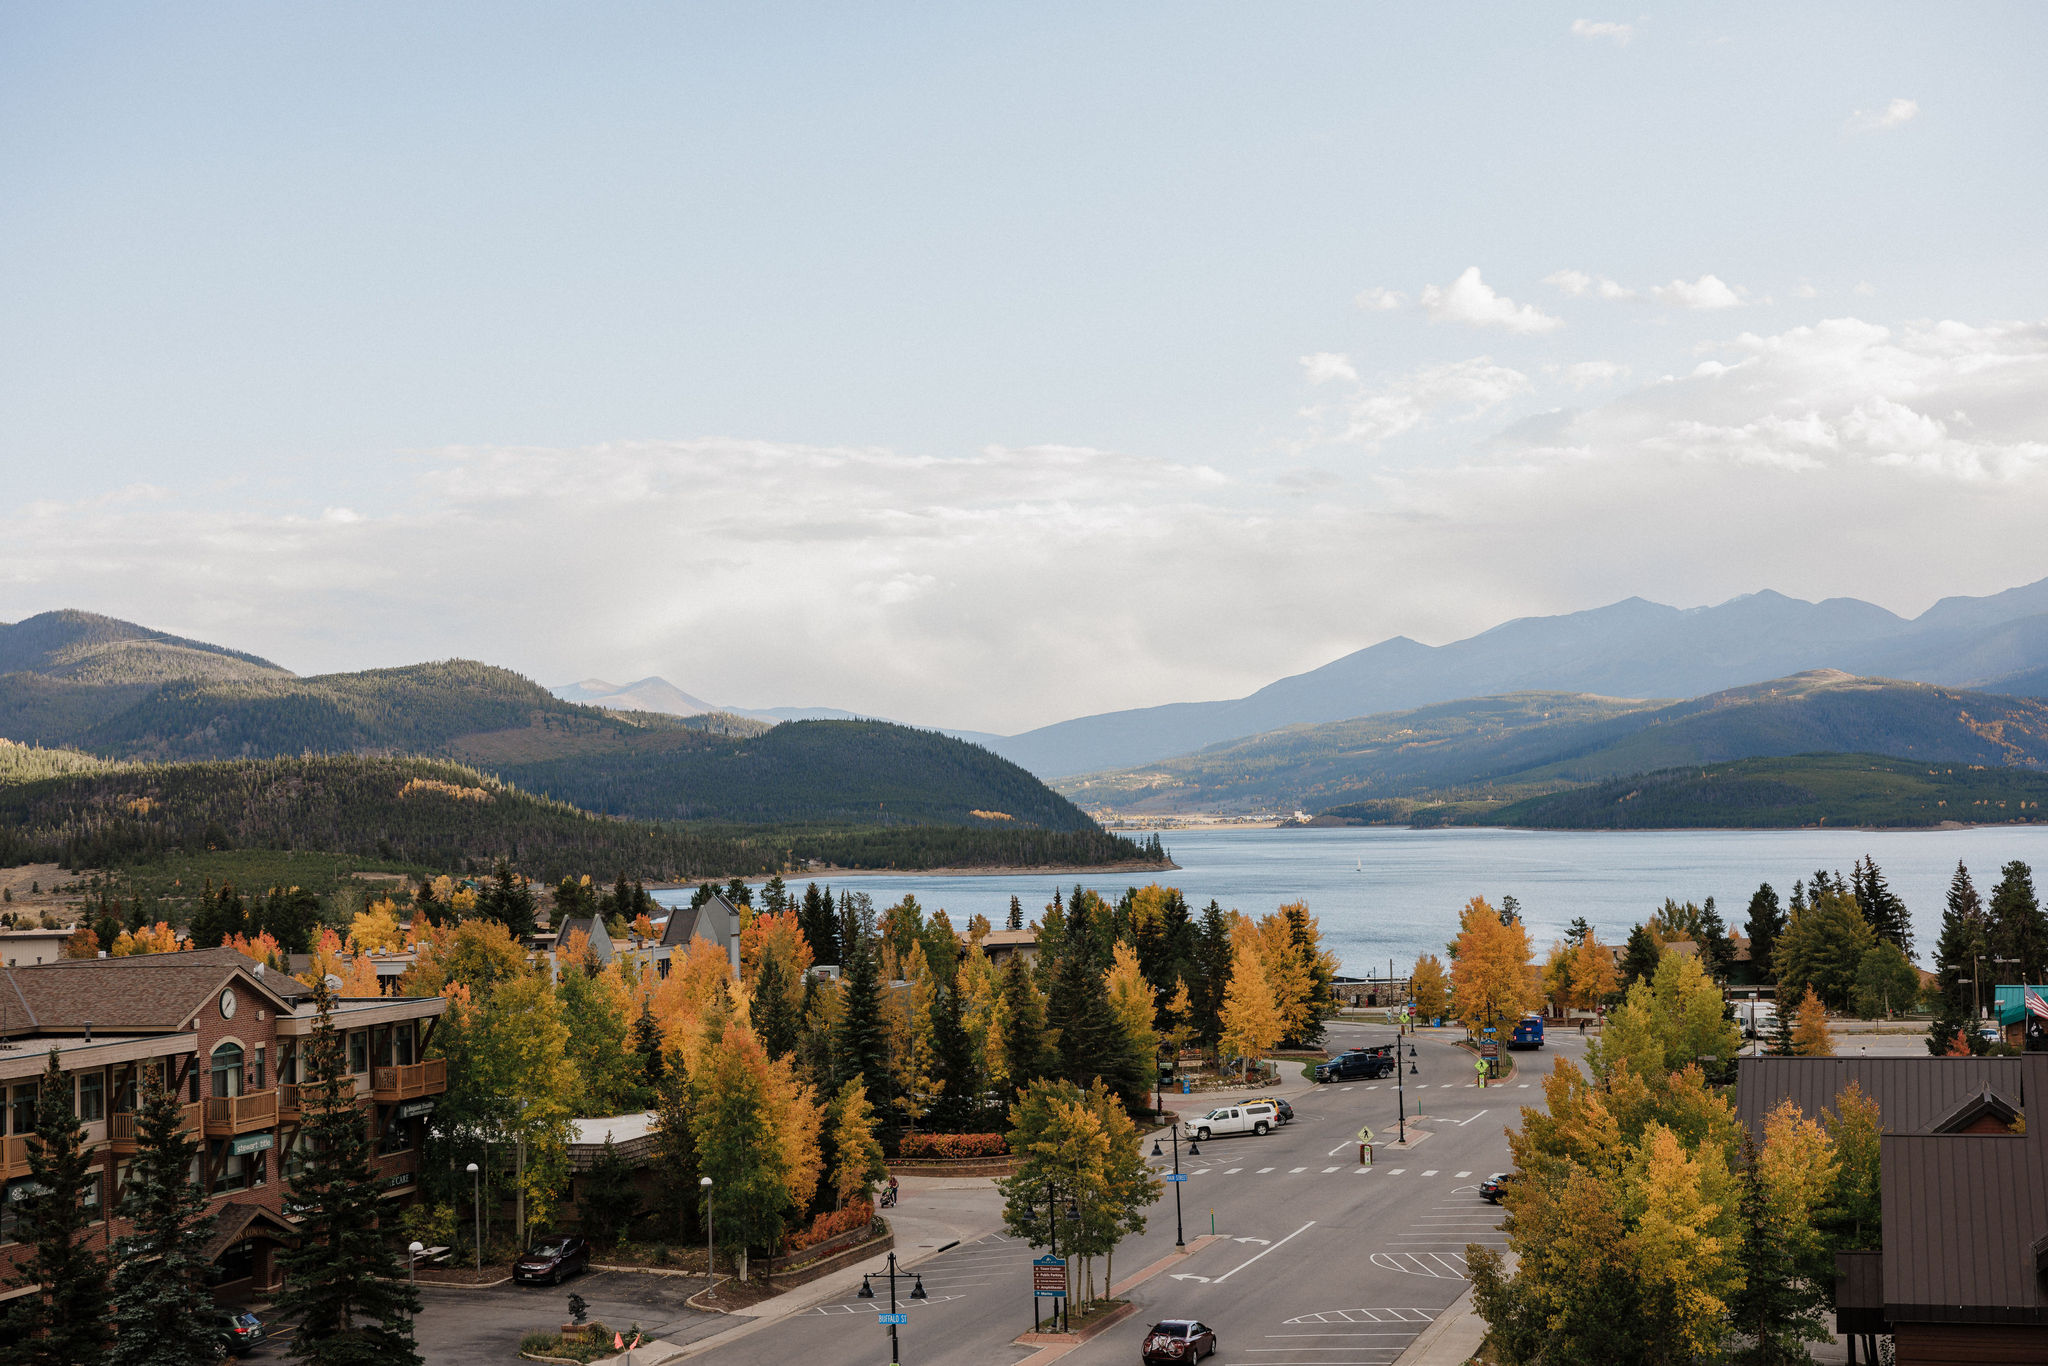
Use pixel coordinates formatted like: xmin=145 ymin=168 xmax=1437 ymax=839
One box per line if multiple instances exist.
xmin=877 ymin=1313 xmax=907 ymax=1325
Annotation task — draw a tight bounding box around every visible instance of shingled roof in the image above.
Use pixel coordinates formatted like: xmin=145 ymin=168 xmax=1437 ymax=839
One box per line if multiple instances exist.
xmin=3 ymin=947 xmax=301 ymax=1033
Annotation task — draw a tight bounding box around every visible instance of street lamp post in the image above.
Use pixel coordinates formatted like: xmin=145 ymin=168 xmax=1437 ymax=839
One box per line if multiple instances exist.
xmin=408 ymin=1240 xmax=423 ymax=1289
xmin=700 ymin=1176 xmax=714 ymax=1300
xmin=465 ymin=1162 xmax=480 ymax=1273
xmin=1150 ymin=1126 xmax=1187 ymax=1250
xmin=1397 ymin=1044 xmax=1407 ymax=1145
xmin=857 ymin=1251 xmax=926 ymax=1363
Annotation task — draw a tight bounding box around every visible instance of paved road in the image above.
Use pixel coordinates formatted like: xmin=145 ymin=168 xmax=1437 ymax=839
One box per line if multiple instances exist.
xmin=707 ymin=1024 xmax=1589 ymax=1366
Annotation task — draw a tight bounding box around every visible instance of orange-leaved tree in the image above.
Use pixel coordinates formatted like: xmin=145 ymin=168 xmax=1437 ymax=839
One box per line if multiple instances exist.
xmin=1450 ymin=896 xmax=1538 ymax=1036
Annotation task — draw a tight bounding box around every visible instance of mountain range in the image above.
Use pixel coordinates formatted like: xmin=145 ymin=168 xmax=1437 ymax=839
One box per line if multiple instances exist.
xmin=1059 ymin=671 xmax=2048 ymax=817
xmin=0 ymin=610 xmax=1100 ymax=834
xmin=981 ymin=576 xmax=2048 ymax=776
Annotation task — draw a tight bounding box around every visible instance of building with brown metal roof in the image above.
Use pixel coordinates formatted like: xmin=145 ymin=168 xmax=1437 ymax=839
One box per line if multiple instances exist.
xmin=1737 ymin=1054 xmax=2048 ymax=1364
xmin=1 ymin=947 xmax=447 ymax=1305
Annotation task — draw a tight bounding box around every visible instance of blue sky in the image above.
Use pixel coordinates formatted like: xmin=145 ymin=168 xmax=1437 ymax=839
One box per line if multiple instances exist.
xmin=5 ymin=5 xmax=2047 ymax=730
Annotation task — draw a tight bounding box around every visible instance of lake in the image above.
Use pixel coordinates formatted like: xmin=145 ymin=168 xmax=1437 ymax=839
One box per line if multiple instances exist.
xmin=657 ymin=825 xmax=2048 ymax=977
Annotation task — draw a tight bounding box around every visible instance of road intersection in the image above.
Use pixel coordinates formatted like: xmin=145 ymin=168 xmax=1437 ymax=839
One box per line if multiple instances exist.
xmin=701 ymin=1022 xmax=1589 ymax=1366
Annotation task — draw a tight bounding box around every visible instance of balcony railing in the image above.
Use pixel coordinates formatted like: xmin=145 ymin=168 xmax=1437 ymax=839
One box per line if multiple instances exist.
xmin=203 ymin=1090 xmax=279 ymax=1136
xmin=107 ymin=1101 xmax=203 ymax=1149
xmin=0 ymin=1133 xmax=28 ymax=1181
xmin=369 ymin=1058 xmax=447 ymax=1102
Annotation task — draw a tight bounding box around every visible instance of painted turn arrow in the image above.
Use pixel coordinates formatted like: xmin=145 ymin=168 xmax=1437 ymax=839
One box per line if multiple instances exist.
xmin=1170 ymin=1273 xmax=1212 ymax=1282
xmin=1232 ymin=1237 xmax=1271 ymax=1245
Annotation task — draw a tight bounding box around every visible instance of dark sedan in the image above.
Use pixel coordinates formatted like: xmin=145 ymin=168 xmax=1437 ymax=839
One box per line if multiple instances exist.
xmin=1142 ymin=1319 xmax=1218 ymax=1363
xmin=1480 ymin=1171 xmax=1517 ymax=1204
xmin=513 ymin=1234 xmax=592 ymax=1285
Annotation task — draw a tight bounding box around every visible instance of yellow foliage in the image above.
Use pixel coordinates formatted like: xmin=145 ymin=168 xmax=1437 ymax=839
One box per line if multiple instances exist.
xmin=1410 ymin=952 xmax=1451 ymax=1020
xmin=223 ymin=931 xmax=288 ymax=972
xmin=349 ymin=899 xmax=404 ymax=953
xmin=741 ymin=909 xmax=814 ymax=983
xmin=1449 ymin=897 xmax=1538 ymax=1035
xmin=1569 ymin=934 xmax=1619 ymax=1009
xmin=398 ymin=777 xmax=492 ymax=802
xmin=649 ymin=935 xmax=738 ymax=1071
xmin=1104 ymin=941 xmax=1158 ymax=1063
xmin=111 ymin=922 xmax=184 ymax=956
xmin=1220 ymin=937 xmax=1284 ymax=1066
xmin=1791 ymin=986 xmax=1834 ymax=1056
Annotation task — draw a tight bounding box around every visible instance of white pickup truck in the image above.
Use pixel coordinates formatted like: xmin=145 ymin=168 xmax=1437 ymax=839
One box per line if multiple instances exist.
xmin=1182 ymin=1101 xmax=1279 ymax=1141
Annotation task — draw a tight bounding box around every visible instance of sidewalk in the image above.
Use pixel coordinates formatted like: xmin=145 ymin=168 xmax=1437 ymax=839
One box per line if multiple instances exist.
xmin=605 ymin=1175 xmax=1006 ymax=1365
xmin=1389 ymin=1288 xmax=1486 ymax=1366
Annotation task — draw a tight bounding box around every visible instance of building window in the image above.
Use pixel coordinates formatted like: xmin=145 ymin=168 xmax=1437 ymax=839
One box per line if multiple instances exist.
xmin=372 ymin=1026 xmax=393 ymax=1070
xmin=348 ymin=1031 xmax=368 ymax=1075
xmin=210 ymin=1239 xmax=256 ymax=1287
xmin=78 ymin=1072 xmax=104 ymax=1123
xmin=251 ymin=1047 xmax=266 ymax=1092
xmin=210 ymin=1043 xmax=244 ymax=1099
xmin=377 ymin=1107 xmax=413 ymax=1156
xmin=81 ymin=1171 xmax=102 ymax=1222
xmin=209 ymin=1141 xmax=257 ymax=1194
xmin=9 ymin=1083 xmax=37 ymax=1135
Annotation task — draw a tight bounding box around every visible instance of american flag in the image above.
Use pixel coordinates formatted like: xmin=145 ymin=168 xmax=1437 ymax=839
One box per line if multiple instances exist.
xmin=2027 ymin=988 xmax=2048 ymax=1021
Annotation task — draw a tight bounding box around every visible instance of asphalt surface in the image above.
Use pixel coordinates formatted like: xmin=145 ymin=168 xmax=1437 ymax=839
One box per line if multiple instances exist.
xmin=707 ymin=1021 xmax=1591 ymax=1366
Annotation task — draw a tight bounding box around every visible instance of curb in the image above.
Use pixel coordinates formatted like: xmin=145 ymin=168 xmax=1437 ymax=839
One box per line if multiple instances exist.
xmin=518 ymin=1354 xmax=583 ymax=1365
xmin=1014 ymin=1298 xmax=1137 ymax=1347
xmin=415 ymin=1274 xmax=514 ymax=1291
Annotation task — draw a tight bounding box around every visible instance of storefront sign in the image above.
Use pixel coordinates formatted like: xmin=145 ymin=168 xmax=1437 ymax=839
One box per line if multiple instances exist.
xmin=396 ymin=1099 xmax=436 ymax=1119
xmin=383 ymin=1171 xmax=415 ymax=1190
xmin=229 ymin=1133 xmax=274 ymax=1156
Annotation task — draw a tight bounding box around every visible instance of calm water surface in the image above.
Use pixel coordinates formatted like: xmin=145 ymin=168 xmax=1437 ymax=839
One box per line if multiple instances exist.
xmin=661 ymin=826 xmax=2048 ymax=977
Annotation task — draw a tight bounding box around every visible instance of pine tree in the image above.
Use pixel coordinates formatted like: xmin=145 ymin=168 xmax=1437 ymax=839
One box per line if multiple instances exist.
xmin=1851 ymin=856 xmax=1913 ymax=957
xmin=750 ymin=950 xmax=800 ymax=1060
xmin=928 ymin=971 xmax=979 ymax=1132
xmin=631 ymin=1000 xmax=666 ymax=1091
xmin=579 ymin=1136 xmax=640 ymax=1250
xmin=998 ymin=954 xmax=1048 ymax=1098
xmin=1617 ymin=922 xmax=1661 ymax=991
xmin=274 ymin=984 xmax=424 ymax=1366
xmin=1007 ymin=895 xmax=1024 ymax=932
xmin=834 ymin=924 xmax=891 ymax=1110
xmin=1934 ymin=860 xmax=1988 ymax=1023
xmin=1988 ymin=860 xmax=2048 ymax=985
xmin=650 ymin=1061 xmax=700 ymax=1241
xmin=1727 ymin=1130 xmax=1827 ymax=1365
xmin=1283 ymin=902 xmax=1336 ymax=1047
xmin=1743 ymin=884 xmax=1784 ymax=982
xmin=1 ymin=1049 xmax=110 ymax=1366
xmin=111 ymin=1065 xmax=219 ymax=1366
xmin=1775 ymin=884 xmax=1874 ymax=1012
xmin=1046 ymin=914 xmax=1139 ymax=1108
xmin=476 ymin=860 xmax=536 ymax=939
xmin=1190 ymin=900 xmax=1232 ymax=1052
xmin=762 ymin=874 xmax=789 ymax=913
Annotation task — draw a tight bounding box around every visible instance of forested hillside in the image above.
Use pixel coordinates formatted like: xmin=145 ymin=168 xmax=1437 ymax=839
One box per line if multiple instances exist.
xmin=0 ymin=754 xmax=1155 ymax=879
xmin=0 ymin=609 xmax=286 ymax=684
xmin=1420 ymin=753 xmax=2048 ymax=830
xmin=494 ymin=718 xmax=1104 ymax=828
xmin=1062 ymin=671 xmax=2048 ymax=817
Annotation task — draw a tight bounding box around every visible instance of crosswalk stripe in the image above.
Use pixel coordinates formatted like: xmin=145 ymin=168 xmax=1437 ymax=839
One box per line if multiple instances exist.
xmin=1290 ymin=1166 xmax=1307 ymax=1173
xmin=1354 ymin=1166 xmax=1371 ymax=1174
xmin=1455 ymin=1171 xmax=1471 ymax=1177
xmin=1323 ymin=1166 xmax=1341 ymax=1173
xmin=1258 ymin=1167 xmax=1276 ymax=1173
xmin=1422 ymin=1170 xmax=1438 ymax=1176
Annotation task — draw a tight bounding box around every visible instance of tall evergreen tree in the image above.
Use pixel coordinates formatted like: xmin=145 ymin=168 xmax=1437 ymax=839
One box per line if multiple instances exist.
xmin=273 ymin=985 xmax=424 ymax=1366
xmin=650 ymin=1061 xmax=700 ymax=1242
xmin=928 ymin=971 xmax=979 ymax=1132
xmin=1007 ymin=895 xmax=1024 ymax=931
xmin=111 ymin=1063 xmax=218 ymax=1366
xmin=1045 ymin=920 xmax=1140 ymax=1109
xmin=834 ymin=923 xmax=891 ymax=1112
xmin=750 ymin=949 xmax=800 ymax=1060
xmin=1988 ymin=860 xmax=2048 ymax=986
xmin=998 ymin=955 xmax=1048 ymax=1098
xmin=1 ymin=1049 xmax=109 ymax=1366
xmin=1191 ymin=900 xmax=1232 ymax=1051
xmin=1283 ymin=901 xmax=1336 ymax=1047
xmin=761 ymin=874 xmax=789 ymax=913
xmin=798 ymin=883 xmax=839 ymax=965
xmin=1933 ymin=861 xmax=1988 ymax=1020
xmin=476 ymin=860 xmax=536 ymax=939
xmin=631 ymin=999 xmax=666 ymax=1091
xmin=1726 ymin=1131 xmax=1828 ymax=1364
xmin=1617 ymin=923 xmax=1662 ymax=991
xmin=188 ymin=880 xmax=249 ymax=949
xmin=1743 ymin=884 xmax=1784 ymax=982
xmin=1851 ymin=856 xmax=1913 ymax=957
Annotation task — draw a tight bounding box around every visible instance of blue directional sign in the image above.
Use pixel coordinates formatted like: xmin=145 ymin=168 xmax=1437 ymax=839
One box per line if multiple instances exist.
xmin=878 ymin=1313 xmax=908 ymax=1325
xmin=1165 ymin=1173 xmax=1188 ymax=1182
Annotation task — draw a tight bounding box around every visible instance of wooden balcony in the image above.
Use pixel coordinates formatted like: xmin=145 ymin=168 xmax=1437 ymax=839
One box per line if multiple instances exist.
xmin=277 ymin=1083 xmax=309 ymax=1120
xmin=107 ymin=1101 xmax=203 ymax=1151
xmin=369 ymin=1058 xmax=447 ymax=1102
xmin=203 ymin=1090 xmax=279 ymax=1136
xmin=0 ymin=1133 xmax=28 ymax=1181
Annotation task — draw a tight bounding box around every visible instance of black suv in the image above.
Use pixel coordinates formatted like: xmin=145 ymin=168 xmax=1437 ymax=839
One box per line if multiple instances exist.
xmin=1314 ymin=1047 xmax=1396 ymax=1083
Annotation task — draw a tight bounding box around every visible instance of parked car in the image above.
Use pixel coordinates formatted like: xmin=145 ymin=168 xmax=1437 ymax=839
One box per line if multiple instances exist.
xmin=1480 ymin=1172 xmax=1517 ymax=1204
xmin=1141 ymin=1318 xmax=1218 ymax=1363
xmin=1315 ymin=1047 xmax=1396 ymax=1082
xmin=211 ymin=1309 xmax=265 ymax=1356
xmin=1239 ymin=1095 xmax=1295 ymax=1124
xmin=1183 ymin=1101 xmax=1280 ymax=1141
xmin=513 ymin=1234 xmax=592 ymax=1285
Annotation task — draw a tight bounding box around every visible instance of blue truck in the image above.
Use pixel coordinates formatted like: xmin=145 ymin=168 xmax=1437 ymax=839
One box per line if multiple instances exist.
xmin=1508 ymin=1015 xmax=1545 ymax=1050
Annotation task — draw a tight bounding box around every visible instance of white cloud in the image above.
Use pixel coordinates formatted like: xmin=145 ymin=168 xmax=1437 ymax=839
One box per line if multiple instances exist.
xmin=1855 ymin=281 xmax=1877 ymax=297
xmin=1563 ymin=360 xmax=1629 ymax=388
xmin=1355 ymin=287 xmax=1406 ymax=311
xmin=1651 ymin=274 xmax=1744 ymax=310
xmin=10 ymin=317 xmax=2048 ymax=733
xmin=1543 ymin=269 xmax=1633 ymax=300
xmin=1570 ymin=19 xmax=1635 ymax=44
xmin=1848 ymin=97 xmax=1919 ymax=132
xmin=1420 ymin=267 xmax=1563 ymax=334
xmin=1793 ymin=282 xmax=1818 ymax=300
xmin=1300 ymin=352 xmax=1359 ymax=385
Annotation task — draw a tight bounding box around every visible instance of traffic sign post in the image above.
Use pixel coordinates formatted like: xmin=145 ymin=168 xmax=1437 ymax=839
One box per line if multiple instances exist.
xmin=1032 ymin=1254 xmax=1068 ymax=1334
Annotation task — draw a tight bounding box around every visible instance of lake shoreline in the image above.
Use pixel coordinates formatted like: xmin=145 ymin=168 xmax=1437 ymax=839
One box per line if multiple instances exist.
xmin=645 ymin=858 xmax=1179 ymax=890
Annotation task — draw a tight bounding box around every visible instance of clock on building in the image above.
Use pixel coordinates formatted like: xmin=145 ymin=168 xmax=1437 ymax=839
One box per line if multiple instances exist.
xmin=219 ymin=989 xmax=237 ymax=1019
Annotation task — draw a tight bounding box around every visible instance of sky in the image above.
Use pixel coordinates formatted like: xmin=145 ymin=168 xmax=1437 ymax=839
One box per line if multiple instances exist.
xmin=4 ymin=4 xmax=2047 ymax=734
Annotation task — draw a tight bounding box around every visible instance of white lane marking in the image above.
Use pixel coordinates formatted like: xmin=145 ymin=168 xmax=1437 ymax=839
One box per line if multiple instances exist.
xmin=1289 ymin=1166 xmax=1308 ymax=1173
xmin=1386 ymin=1168 xmax=1405 ymax=1174
xmin=1415 ymin=1084 xmax=1429 ymax=1089
xmin=1212 ymin=1220 xmax=1316 ymax=1283
xmin=1258 ymin=1167 xmax=1276 ymax=1174
xmin=1518 ymin=1084 xmax=1529 ymax=1088
xmin=1354 ymin=1167 xmax=1371 ymax=1174
xmin=1341 ymin=1086 xmax=1354 ymax=1092
xmin=1323 ymin=1166 xmax=1341 ymax=1173
xmin=1328 ymin=1143 xmax=1354 ymax=1157
xmin=1421 ymin=1170 xmax=1438 ymax=1176
xmin=1456 ymin=1171 xmax=1472 ymax=1178
xmin=1450 ymin=1110 xmax=1489 ymax=1127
